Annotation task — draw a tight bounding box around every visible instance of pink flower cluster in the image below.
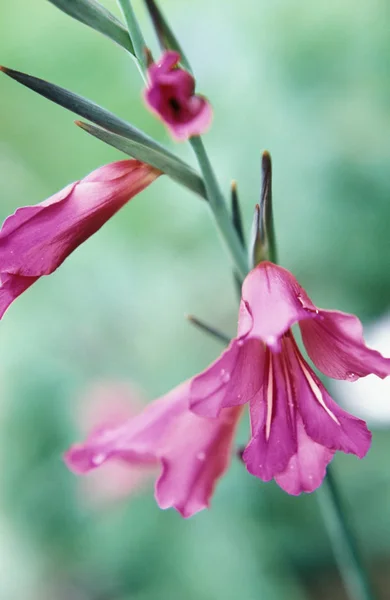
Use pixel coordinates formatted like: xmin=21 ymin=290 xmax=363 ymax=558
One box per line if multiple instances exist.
xmin=1 ymin=50 xmax=389 ymax=519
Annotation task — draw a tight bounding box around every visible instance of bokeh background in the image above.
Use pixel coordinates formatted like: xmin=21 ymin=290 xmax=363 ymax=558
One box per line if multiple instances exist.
xmin=1 ymin=1 xmax=390 ymax=598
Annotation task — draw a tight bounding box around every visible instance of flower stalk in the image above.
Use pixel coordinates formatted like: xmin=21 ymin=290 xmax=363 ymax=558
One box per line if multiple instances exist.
xmin=318 ymin=466 xmax=376 ymax=600
xmin=117 ymin=0 xmax=148 ymax=74
xmin=190 ymin=135 xmax=248 ymax=279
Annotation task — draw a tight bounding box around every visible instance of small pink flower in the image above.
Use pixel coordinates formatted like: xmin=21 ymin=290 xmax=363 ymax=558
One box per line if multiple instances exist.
xmin=191 ymin=261 xmax=390 ymax=495
xmin=65 ymin=380 xmax=242 ymax=517
xmin=0 ymin=160 xmax=160 ymax=318
xmin=144 ymin=51 xmax=212 ymax=141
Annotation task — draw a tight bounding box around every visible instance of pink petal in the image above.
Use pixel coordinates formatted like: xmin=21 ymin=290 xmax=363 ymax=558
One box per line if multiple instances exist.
xmin=300 ymin=309 xmax=390 ymax=381
xmin=144 ymin=51 xmax=213 ymax=141
xmin=65 ymin=381 xmax=242 ymax=518
xmin=0 ymin=160 xmax=160 ymax=317
xmin=285 ymin=336 xmax=372 ymax=458
xmin=274 ymin=417 xmax=335 ymax=495
xmin=242 ymin=350 xmax=297 ymax=481
xmin=0 ymin=273 xmax=37 ymax=318
xmin=147 ymin=50 xmax=181 ymax=81
xmin=190 ymin=338 xmax=264 ymax=418
xmin=156 ymin=405 xmax=242 ymax=517
xmin=240 ymin=262 xmax=316 ymax=351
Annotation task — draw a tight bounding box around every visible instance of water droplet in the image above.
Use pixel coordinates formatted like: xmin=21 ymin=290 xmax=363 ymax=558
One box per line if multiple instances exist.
xmin=267 ymin=335 xmax=277 ymax=347
xmin=197 ymin=452 xmax=206 ymax=461
xmin=237 ymin=340 xmax=244 ymax=347
xmin=220 ymin=368 xmax=231 ymax=383
xmin=346 ymin=372 xmax=357 ymax=382
xmin=92 ymin=453 xmax=106 ymax=466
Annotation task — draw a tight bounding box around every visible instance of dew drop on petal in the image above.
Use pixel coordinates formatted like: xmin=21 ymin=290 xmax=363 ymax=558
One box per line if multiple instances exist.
xmin=346 ymin=372 xmax=358 ymax=382
xmin=237 ymin=340 xmax=244 ymax=347
xmin=91 ymin=453 xmax=106 ymax=466
xmin=197 ymin=452 xmax=206 ymax=461
xmin=220 ymin=368 xmax=231 ymax=383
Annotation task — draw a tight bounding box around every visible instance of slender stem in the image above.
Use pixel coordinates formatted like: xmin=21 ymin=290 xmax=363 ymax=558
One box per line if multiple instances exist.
xmin=117 ymin=0 xmax=148 ymax=74
xmin=186 ymin=315 xmax=230 ymax=345
xmin=317 ymin=465 xmax=376 ymax=600
xmin=190 ymin=136 xmax=248 ymax=279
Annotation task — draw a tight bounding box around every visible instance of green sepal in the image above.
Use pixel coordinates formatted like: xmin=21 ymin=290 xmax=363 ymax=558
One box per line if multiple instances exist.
xmin=47 ymin=0 xmax=134 ymax=54
xmin=143 ymin=0 xmax=192 ymax=73
xmin=76 ymin=120 xmax=206 ymax=198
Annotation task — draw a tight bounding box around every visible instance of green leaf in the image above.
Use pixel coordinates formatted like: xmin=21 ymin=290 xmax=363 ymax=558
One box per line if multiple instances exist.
xmin=47 ymin=0 xmax=134 ymax=54
xmin=0 ymin=66 xmax=197 ymax=169
xmin=116 ymin=0 xmax=148 ymax=71
xmin=76 ymin=120 xmax=206 ymax=198
xmin=143 ymin=0 xmax=192 ymax=73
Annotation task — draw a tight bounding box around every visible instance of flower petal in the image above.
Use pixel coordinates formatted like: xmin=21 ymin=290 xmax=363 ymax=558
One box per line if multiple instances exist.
xmin=156 ymin=405 xmax=242 ymax=517
xmin=241 ymin=262 xmax=316 ymax=351
xmin=0 ymin=160 xmax=160 ymax=316
xmin=190 ymin=338 xmax=264 ymax=418
xmin=300 ymin=309 xmax=390 ymax=381
xmin=274 ymin=417 xmax=335 ymax=495
xmin=65 ymin=380 xmax=241 ymax=518
xmin=144 ymin=51 xmax=212 ymax=140
xmin=242 ymin=350 xmax=297 ymax=482
xmin=0 ymin=273 xmax=37 ymax=318
xmin=65 ymin=381 xmax=189 ymax=474
xmin=285 ymin=336 xmax=372 ymax=458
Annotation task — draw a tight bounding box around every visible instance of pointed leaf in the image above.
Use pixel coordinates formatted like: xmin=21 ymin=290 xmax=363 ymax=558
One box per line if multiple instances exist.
xmin=47 ymin=0 xmax=134 ymax=54
xmin=76 ymin=121 xmax=206 ymax=198
xmin=143 ymin=0 xmax=192 ymax=73
xmin=259 ymin=151 xmax=277 ymax=263
xmin=0 ymin=66 xmax=194 ymax=169
xmin=117 ymin=0 xmax=148 ymax=71
xmin=231 ymin=180 xmax=245 ymax=248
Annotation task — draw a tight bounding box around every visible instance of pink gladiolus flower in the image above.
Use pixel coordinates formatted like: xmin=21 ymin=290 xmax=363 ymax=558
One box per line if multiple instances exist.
xmin=190 ymin=261 xmax=390 ymax=495
xmin=0 ymin=160 xmax=160 ymax=318
xmin=144 ymin=50 xmax=212 ymax=141
xmin=65 ymin=380 xmax=242 ymax=517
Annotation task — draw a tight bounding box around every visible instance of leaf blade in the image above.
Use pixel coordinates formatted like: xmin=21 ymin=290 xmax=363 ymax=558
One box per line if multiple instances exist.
xmin=143 ymin=0 xmax=192 ymax=72
xmin=76 ymin=120 xmax=206 ymax=198
xmin=47 ymin=0 xmax=134 ymax=54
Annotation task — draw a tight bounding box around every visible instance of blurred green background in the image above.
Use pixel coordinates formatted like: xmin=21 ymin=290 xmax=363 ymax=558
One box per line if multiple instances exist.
xmin=1 ymin=1 xmax=390 ymax=598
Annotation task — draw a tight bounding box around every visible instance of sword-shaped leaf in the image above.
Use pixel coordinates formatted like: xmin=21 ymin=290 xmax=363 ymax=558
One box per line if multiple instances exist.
xmin=47 ymin=0 xmax=134 ymax=54
xmin=75 ymin=120 xmax=206 ymax=198
xmin=143 ymin=0 xmax=192 ymax=72
xmin=0 ymin=66 xmax=205 ymax=196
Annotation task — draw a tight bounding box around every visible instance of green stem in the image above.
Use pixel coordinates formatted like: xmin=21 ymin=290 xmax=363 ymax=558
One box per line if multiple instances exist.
xmin=317 ymin=465 xmax=376 ymax=600
xmin=117 ymin=0 xmax=147 ymax=74
xmin=190 ymin=136 xmax=248 ymax=279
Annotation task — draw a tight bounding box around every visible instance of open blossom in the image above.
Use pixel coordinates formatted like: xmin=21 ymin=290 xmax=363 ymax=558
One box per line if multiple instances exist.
xmin=65 ymin=380 xmax=242 ymax=517
xmin=144 ymin=50 xmax=212 ymax=140
xmin=0 ymin=160 xmax=160 ymax=318
xmin=190 ymin=261 xmax=390 ymax=495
